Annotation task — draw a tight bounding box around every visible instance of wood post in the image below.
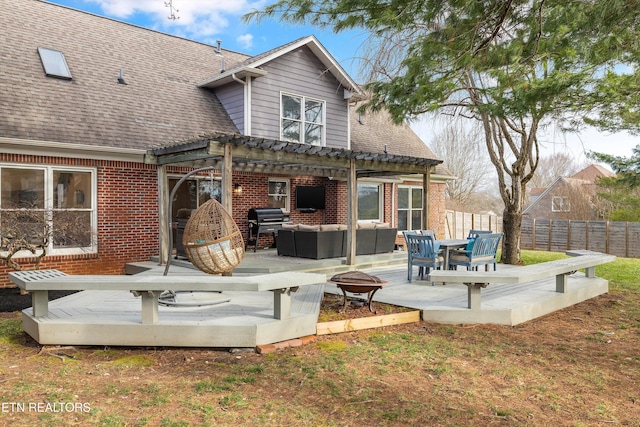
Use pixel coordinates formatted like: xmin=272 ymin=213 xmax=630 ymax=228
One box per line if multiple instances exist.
xmin=222 ymin=143 xmax=233 ymax=214
xmin=158 ymin=165 xmax=169 ymax=264
xmin=423 ymin=169 xmax=430 ymax=230
xmin=346 ymin=158 xmax=357 ymax=265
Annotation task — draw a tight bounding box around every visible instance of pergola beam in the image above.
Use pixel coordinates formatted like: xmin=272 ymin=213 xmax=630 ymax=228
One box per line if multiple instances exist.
xmin=147 ymin=133 xmax=443 ymax=267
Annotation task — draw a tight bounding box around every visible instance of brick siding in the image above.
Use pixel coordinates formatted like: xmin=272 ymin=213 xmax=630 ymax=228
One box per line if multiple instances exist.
xmin=0 ymin=155 xmax=159 ymax=287
xmin=0 ymin=155 xmax=448 ymax=287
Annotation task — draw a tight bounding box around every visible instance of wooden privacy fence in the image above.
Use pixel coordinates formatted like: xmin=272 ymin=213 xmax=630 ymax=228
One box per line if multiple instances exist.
xmin=444 ymin=210 xmax=503 ymax=239
xmin=521 ymin=218 xmax=640 ymax=258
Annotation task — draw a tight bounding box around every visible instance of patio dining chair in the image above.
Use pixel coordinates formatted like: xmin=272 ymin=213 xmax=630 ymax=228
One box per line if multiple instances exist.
xmin=404 ymin=233 xmax=444 ymax=284
xmin=467 ymin=229 xmax=492 ymax=239
xmin=449 ymin=232 xmax=503 ymax=271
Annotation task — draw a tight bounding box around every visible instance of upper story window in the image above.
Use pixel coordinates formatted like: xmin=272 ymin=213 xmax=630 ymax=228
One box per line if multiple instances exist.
xmin=281 ymin=93 xmax=325 ymax=146
xmin=552 ymin=196 xmax=570 ymax=212
xmin=37 ymin=47 xmax=72 ymax=79
xmin=0 ymin=165 xmax=96 ymax=255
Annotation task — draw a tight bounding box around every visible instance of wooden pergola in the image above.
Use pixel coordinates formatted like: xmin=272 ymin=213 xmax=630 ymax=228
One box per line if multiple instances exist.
xmin=144 ymin=132 xmax=443 ymax=266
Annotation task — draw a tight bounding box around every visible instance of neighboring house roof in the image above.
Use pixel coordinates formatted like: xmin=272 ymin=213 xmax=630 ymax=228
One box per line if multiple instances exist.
xmin=530 ymin=188 xmax=546 ymax=197
xmin=570 ymin=164 xmax=615 ymax=181
xmin=523 ymin=164 xmax=612 ymax=215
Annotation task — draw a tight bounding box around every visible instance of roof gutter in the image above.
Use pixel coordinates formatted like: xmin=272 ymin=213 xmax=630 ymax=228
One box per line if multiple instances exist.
xmin=0 ymin=137 xmax=146 ymax=163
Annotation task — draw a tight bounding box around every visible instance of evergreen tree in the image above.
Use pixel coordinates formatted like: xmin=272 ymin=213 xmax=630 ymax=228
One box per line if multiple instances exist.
xmin=589 ymin=146 xmax=640 ymax=221
xmin=246 ymin=0 xmax=639 ymax=263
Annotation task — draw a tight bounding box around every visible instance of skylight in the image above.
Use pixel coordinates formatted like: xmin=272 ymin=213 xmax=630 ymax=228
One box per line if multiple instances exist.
xmin=37 ymin=47 xmax=72 ymax=79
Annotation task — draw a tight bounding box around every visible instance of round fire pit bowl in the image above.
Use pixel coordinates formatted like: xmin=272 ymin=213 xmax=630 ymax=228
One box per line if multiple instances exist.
xmin=328 ymin=271 xmax=388 ymax=313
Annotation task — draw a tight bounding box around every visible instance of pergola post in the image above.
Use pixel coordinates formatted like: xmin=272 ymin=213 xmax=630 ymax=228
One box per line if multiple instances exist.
xmin=158 ymin=165 xmax=169 ymax=265
xmin=222 ymin=143 xmax=233 ymax=214
xmin=422 ymin=167 xmax=431 ymax=230
xmin=346 ymin=158 xmax=357 ymax=265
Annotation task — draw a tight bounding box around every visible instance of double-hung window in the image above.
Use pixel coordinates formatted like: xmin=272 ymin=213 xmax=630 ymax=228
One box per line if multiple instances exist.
xmin=0 ymin=165 xmax=96 ymax=255
xmin=398 ymin=186 xmax=423 ymax=231
xmin=281 ymin=93 xmax=325 ymax=146
xmin=552 ymin=196 xmax=570 ymax=212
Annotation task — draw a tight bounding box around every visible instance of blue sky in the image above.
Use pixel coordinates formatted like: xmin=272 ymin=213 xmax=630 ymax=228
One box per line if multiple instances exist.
xmin=47 ymin=0 xmax=369 ymax=77
xmin=47 ymin=0 xmax=639 ymax=161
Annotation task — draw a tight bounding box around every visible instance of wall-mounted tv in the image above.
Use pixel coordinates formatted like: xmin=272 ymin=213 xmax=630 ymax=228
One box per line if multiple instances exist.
xmin=295 ymin=185 xmax=326 ymax=211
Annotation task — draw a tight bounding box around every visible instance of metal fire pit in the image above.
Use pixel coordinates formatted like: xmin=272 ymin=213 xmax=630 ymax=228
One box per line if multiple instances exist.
xmin=328 ymin=271 xmax=387 ymax=313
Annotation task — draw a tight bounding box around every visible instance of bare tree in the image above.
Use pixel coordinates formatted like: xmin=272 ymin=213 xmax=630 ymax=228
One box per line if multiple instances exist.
xmin=1 ymin=202 xmax=92 ymax=271
xmin=527 ymin=153 xmax=586 ymax=191
xmin=429 ymin=120 xmax=493 ymax=209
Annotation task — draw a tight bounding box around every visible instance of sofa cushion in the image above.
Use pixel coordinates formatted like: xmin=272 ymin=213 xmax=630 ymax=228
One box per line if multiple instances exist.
xmin=298 ymin=224 xmax=320 ymax=231
xmin=375 ymin=222 xmax=390 ymax=228
xmin=282 ymin=223 xmax=298 ymax=230
xmin=357 ymin=222 xmax=377 ymax=229
xmin=320 ymin=224 xmax=341 ymax=231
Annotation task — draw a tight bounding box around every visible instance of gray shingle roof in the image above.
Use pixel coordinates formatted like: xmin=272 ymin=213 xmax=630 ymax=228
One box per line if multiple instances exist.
xmin=349 ymin=103 xmax=449 ymax=176
xmin=3 ymin=0 xmax=241 ymax=150
xmin=4 ymin=0 xmax=444 ymax=173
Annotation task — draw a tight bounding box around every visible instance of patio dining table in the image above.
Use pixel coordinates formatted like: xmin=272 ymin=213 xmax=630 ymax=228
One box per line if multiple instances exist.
xmin=437 ymin=238 xmax=469 ymax=270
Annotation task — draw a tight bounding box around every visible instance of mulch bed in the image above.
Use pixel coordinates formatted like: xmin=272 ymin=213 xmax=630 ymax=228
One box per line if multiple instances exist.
xmin=0 ymin=288 xmax=78 ymax=312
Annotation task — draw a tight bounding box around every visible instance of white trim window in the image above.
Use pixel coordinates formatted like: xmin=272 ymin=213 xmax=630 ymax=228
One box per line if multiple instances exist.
xmin=358 ymin=183 xmax=382 ymax=222
xmin=268 ymin=178 xmax=290 ymax=212
xmin=0 ymin=165 xmax=97 ymax=255
xmin=552 ymin=196 xmax=570 ymax=212
xmin=398 ymin=186 xmax=423 ymax=231
xmin=281 ymin=93 xmax=325 ymax=146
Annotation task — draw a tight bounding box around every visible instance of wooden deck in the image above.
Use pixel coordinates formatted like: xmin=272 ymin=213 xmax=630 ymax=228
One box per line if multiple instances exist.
xmin=19 ymin=250 xmax=611 ymax=348
xmin=22 ymin=284 xmax=324 ymax=348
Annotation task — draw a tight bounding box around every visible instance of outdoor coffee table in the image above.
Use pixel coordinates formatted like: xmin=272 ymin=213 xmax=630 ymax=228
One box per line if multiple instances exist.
xmin=328 ymin=271 xmax=387 ymax=313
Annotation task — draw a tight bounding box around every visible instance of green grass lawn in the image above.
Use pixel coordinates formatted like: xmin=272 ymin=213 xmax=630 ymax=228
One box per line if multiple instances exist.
xmin=518 ymin=249 xmax=640 ymax=292
xmin=0 ymin=250 xmax=638 ymax=426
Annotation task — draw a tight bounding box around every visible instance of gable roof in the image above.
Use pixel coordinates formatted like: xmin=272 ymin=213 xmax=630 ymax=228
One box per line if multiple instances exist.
xmin=198 ymin=36 xmax=362 ymax=95
xmin=523 ymin=176 xmax=596 ymax=215
xmin=570 ymin=164 xmax=615 ymax=181
xmin=4 ymin=0 xmax=442 ymax=172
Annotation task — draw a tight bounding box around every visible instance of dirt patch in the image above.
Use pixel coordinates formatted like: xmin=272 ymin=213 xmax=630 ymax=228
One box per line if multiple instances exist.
xmin=318 ymin=292 xmax=414 ymax=322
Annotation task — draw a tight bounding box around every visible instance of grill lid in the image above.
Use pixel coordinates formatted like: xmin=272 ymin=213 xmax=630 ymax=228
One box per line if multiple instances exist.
xmin=248 ymin=208 xmax=287 ymax=222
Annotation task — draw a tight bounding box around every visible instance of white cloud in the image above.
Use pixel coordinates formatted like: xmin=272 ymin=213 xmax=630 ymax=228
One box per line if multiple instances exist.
xmin=86 ymin=0 xmax=265 ymax=43
xmin=236 ymin=33 xmax=254 ymax=49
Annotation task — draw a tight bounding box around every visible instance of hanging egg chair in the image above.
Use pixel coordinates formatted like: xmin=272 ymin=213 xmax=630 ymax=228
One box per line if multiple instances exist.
xmin=182 ymin=198 xmax=245 ymax=274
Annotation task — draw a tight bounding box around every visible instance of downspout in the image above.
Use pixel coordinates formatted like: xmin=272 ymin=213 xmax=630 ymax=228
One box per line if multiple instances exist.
xmin=391 ymin=182 xmax=396 ymax=228
xmin=232 ymin=73 xmax=251 ymax=135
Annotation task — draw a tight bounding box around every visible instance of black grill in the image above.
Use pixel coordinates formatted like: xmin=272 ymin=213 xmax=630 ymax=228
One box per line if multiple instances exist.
xmin=246 ymin=208 xmax=290 ymax=252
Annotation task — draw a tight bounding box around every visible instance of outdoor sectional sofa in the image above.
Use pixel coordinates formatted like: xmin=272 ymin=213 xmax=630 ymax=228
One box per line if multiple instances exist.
xmin=276 ymin=223 xmax=398 ymax=259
